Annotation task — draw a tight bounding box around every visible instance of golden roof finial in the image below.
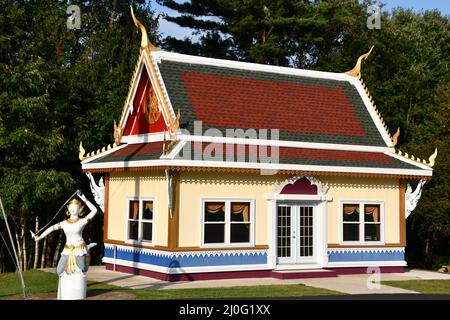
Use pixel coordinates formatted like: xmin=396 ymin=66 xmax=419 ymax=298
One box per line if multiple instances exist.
xmin=392 ymin=127 xmax=400 ymax=146
xmin=130 ymin=6 xmax=158 ymax=51
xmin=428 ymin=148 xmax=438 ymax=167
xmin=79 ymin=141 xmax=85 ymax=161
xmin=345 ymin=46 xmax=374 ymax=77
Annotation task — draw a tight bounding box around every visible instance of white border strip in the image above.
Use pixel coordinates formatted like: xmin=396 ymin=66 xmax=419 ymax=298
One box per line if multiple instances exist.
xmin=82 ymin=158 xmax=432 ymax=176
xmin=122 ymin=132 xmax=393 ymax=152
xmin=177 ymin=134 xmax=392 ymax=153
xmin=327 ymin=261 xmax=407 ymax=267
xmin=328 ymin=247 xmax=405 ymax=254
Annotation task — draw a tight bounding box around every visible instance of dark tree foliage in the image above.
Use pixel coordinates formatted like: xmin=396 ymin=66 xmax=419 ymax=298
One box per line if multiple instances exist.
xmin=0 ymin=0 xmax=159 ymax=271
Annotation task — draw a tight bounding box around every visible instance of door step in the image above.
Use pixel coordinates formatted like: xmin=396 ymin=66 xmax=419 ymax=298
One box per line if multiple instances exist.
xmin=271 ymin=269 xmax=338 ymax=279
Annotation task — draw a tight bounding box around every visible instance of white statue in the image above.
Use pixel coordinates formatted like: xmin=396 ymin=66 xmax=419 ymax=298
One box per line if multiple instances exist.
xmin=405 ymin=179 xmax=426 ymax=219
xmin=86 ymin=172 xmax=104 ymax=212
xmin=33 ymin=190 xmax=98 ymax=300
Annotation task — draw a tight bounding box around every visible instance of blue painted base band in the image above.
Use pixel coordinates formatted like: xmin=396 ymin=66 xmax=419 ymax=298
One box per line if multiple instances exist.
xmin=327 ymin=249 xmax=405 ymax=262
xmin=104 ymin=246 xmax=268 ymax=268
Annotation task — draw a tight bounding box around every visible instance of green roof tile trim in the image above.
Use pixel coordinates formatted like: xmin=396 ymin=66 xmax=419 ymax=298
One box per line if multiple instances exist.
xmin=88 ymin=142 xmax=163 ymax=163
xmin=158 ymin=60 xmax=387 ymax=147
xmin=174 ymin=152 xmax=420 ymax=170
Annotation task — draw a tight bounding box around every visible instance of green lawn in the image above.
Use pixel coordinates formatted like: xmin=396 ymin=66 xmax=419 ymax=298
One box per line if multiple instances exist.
xmin=382 ymin=280 xmax=450 ymax=294
xmin=87 ymin=282 xmax=344 ymax=300
xmin=0 ymin=270 xmax=58 ymax=297
xmin=0 ymin=270 xmax=343 ymax=299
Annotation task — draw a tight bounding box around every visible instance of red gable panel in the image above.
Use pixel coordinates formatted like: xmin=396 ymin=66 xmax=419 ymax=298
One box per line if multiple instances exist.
xmin=123 ymin=67 xmax=168 ymax=136
xmin=181 ymin=72 xmax=366 ymax=137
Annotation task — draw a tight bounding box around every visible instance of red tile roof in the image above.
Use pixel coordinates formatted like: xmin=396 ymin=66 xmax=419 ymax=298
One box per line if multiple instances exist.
xmin=188 ymin=142 xmax=394 ymax=163
xmin=181 ymin=72 xmax=366 ymax=137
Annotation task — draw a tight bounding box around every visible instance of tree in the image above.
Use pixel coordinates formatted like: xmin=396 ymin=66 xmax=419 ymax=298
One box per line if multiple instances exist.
xmin=158 ymin=0 xmax=369 ymax=67
xmin=0 ymin=0 xmax=159 ymax=272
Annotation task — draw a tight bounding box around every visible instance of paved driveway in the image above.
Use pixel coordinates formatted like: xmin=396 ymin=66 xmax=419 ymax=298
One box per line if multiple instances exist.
xmin=67 ymin=266 xmax=450 ymax=295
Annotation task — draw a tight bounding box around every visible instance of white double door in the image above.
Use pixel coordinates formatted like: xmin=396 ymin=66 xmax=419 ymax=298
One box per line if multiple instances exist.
xmin=277 ymin=203 xmax=317 ymax=265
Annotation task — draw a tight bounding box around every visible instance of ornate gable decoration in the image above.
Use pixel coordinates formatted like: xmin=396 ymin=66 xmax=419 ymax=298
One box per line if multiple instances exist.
xmin=145 ymin=84 xmax=161 ymax=124
xmin=112 ymin=7 xmax=181 ymax=144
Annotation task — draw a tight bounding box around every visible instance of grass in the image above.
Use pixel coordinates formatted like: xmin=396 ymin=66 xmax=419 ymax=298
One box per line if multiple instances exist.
xmin=382 ymin=280 xmax=450 ymax=294
xmin=87 ymin=282 xmax=344 ymax=300
xmin=0 ymin=270 xmax=58 ymax=297
xmin=0 ymin=270 xmax=344 ymax=299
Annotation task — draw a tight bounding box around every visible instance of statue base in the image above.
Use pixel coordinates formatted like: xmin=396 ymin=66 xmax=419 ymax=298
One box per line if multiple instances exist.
xmin=57 ymin=272 xmax=87 ymax=300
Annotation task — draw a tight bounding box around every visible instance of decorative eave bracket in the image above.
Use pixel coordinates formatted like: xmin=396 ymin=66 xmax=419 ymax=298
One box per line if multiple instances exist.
xmin=405 ymin=179 xmax=426 ymax=219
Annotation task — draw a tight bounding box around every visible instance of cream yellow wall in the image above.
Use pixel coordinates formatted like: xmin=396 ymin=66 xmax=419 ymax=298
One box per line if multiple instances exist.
xmin=323 ymin=176 xmax=400 ymax=244
xmin=178 ymin=171 xmax=289 ymax=247
xmin=108 ymin=171 xmax=169 ymax=246
xmin=107 ymin=170 xmax=401 ymax=248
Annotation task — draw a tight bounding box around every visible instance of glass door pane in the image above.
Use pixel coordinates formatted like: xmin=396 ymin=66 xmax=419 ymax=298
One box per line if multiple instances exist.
xmin=277 ymin=205 xmax=293 ymax=263
xmin=298 ymin=206 xmax=314 ymax=257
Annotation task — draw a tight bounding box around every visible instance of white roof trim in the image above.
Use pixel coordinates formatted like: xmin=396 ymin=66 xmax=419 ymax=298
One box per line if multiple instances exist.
xmin=146 ymin=51 xmax=176 ymax=119
xmin=121 ymin=132 xmax=392 ymax=153
xmin=177 ymin=134 xmax=392 ymax=153
xmin=152 ymin=50 xmax=353 ymax=82
xmin=82 ymin=158 xmax=432 ymax=177
xmin=349 ymin=76 xmax=392 ymax=147
xmin=121 ymin=132 xmax=166 ymax=144
xmin=120 ymin=53 xmax=146 ymax=129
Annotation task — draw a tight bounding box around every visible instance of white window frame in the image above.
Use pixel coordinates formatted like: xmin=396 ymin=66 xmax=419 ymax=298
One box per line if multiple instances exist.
xmin=201 ymin=198 xmax=256 ymax=248
xmin=339 ymin=200 xmax=385 ymax=245
xmin=125 ymin=196 xmax=156 ymax=246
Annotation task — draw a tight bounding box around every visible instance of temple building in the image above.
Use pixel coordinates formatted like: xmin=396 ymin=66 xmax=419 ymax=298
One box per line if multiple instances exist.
xmin=80 ymin=9 xmax=435 ymax=281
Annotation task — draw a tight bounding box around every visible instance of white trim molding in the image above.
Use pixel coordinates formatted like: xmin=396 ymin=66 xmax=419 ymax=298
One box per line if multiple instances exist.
xmin=82 ymin=158 xmax=433 ymax=177
xmin=327 ymin=261 xmax=407 ymax=267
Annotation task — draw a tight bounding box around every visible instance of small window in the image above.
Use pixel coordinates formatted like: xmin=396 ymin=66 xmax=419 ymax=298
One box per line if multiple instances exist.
xmin=364 ymin=204 xmax=381 ymax=242
xmin=230 ymin=202 xmax=250 ymax=243
xmin=128 ymin=200 xmax=139 ymax=241
xmin=204 ymin=202 xmax=225 ymax=244
xmin=342 ymin=204 xmax=360 ymax=242
xmin=203 ymin=200 xmax=253 ymax=246
xmin=342 ymin=202 xmax=383 ymax=243
xmin=127 ymin=199 xmax=154 ymax=243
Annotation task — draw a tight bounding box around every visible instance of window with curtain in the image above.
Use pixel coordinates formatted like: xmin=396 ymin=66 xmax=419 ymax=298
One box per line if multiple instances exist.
xmin=127 ymin=199 xmax=154 ymax=243
xmin=203 ymin=200 xmax=253 ymax=245
xmin=342 ymin=202 xmax=382 ymax=243
xmin=128 ymin=200 xmax=139 ymax=241
xmin=204 ymin=202 xmax=226 ymax=244
xmin=364 ymin=204 xmax=380 ymax=241
xmin=230 ymin=202 xmax=250 ymax=243
xmin=343 ymin=204 xmax=359 ymax=241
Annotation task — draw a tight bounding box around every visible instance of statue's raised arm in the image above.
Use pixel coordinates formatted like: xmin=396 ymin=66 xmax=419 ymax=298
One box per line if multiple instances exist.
xmin=77 ymin=190 xmax=98 ymax=223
